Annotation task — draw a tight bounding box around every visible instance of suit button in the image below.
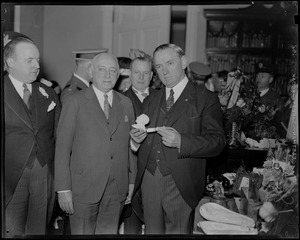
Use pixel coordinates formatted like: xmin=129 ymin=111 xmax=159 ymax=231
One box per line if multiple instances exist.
xmin=111 ymin=156 xmax=113 ymax=160
xmin=157 ymin=150 xmax=160 ymax=153
xmin=156 ymin=159 xmax=160 ymax=162
xmin=110 ymin=137 xmax=112 ymax=141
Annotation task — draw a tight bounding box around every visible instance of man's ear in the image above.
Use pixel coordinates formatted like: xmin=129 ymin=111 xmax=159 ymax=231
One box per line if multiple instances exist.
xmin=181 ymin=56 xmax=187 ymax=70
xmin=6 ymin=57 xmax=14 ymax=69
xmin=269 ymin=75 xmax=274 ymax=84
xmin=88 ymin=64 xmax=93 ymax=79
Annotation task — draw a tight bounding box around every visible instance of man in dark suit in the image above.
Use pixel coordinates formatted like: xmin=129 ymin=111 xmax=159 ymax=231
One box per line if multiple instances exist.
xmin=130 ymin=43 xmax=226 ymax=234
xmin=121 ymin=56 xmax=155 ymax=234
xmin=3 ymin=36 xmax=61 ymax=237
xmin=55 ymin=52 xmax=137 ymax=234
xmin=60 ymin=49 xmax=108 ymax=104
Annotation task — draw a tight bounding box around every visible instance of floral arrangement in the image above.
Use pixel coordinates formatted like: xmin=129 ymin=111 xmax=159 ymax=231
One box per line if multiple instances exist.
xmin=252 ymin=142 xmax=297 ymax=203
xmin=219 ymin=67 xmax=280 ymax=141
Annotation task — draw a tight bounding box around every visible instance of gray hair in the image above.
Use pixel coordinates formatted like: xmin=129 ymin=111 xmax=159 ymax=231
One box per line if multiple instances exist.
xmin=153 ymin=43 xmax=185 ymax=60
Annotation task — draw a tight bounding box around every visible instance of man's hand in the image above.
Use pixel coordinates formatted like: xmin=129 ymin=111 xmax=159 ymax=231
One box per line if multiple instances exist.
xmin=157 ymin=126 xmax=181 ymax=149
xmin=130 ymin=128 xmax=147 ymax=144
xmin=58 ymin=191 xmax=74 ymax=215
xmin=125 ymin=184 xmax=134 ymax=205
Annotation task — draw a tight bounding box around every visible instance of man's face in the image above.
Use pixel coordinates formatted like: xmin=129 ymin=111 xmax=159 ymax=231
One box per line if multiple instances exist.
xmin=90 ymin=53 xmax=119 ymax=93
xmin=8 ymin=42 xmax=40 ymax=83
xmin=153 ymin=48 xmax=186 ymax=88
xmin=256 ymin=72 xmax=273 ymax=91
xmin=130 ymin=60 xmax=153 ymax=91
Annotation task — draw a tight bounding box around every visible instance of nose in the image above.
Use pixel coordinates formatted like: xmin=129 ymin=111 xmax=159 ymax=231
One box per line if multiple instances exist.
xmin=139 ymin=73 xmax=144 ymax=80
xmin=33 ymin=59 xmax=40 ymax=69
xmin=105 ymin=69 xmax=110 ymax=78
xmin=163 ymin=66 xmax=169 ymax=75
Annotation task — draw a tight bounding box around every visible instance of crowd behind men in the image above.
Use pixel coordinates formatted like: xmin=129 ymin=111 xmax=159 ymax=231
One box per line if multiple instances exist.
xmin=2 ymin=31 xmax=292 ymax=237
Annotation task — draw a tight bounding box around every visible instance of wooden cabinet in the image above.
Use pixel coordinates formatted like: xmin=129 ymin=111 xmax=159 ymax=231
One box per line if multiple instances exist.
xmin=204 ymin=2 xmax=297 ymax=98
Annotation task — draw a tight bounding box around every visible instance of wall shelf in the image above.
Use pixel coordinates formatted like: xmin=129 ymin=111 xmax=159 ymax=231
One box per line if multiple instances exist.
xmin=204 ymin=2 xmax=297 ymax=97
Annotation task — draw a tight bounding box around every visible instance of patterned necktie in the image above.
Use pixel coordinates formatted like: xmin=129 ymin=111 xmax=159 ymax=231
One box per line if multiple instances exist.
xmin=104 ymin=94 xmax=111 ymax=119
xmin=23 ymin=83 xmax=31 ymax=109
xmin=166 ymin=88 xmax=174 ymax=111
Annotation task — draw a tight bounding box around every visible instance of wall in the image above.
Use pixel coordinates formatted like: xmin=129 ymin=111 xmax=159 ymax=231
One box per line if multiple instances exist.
xmin=43 ymin=5 xmax=105 ymax=88
xmin=17 ymin=5 xmax=105 ymax=88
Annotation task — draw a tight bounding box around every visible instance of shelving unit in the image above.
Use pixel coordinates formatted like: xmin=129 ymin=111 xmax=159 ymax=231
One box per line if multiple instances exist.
xmin=204 ymin=2 xmax=297 ymax=97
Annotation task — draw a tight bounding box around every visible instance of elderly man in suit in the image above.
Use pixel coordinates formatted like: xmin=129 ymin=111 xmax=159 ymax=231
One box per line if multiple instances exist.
xmin=130 ymin=43 xmax=226 ymax=234
xmin=60 ymin=49 xmax=108 ymax=104
xmin=55 ymin=52 xmax=137 ymax=234
xmin=3 ymin=36 xmax=61 ymax=237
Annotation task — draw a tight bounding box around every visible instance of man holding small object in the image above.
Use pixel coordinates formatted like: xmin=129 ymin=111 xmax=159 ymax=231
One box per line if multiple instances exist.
xmin=130 ymin=43 xmax=226 ymax=234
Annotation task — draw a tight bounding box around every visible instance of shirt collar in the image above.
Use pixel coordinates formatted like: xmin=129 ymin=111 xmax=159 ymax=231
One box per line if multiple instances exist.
xmin=260 ymin=88 xmax=269 ymax=97
xmin=92 ymin=85 xmax=113 ymax=104
xmin=165 ymin=75 xmax=188 ymax=100
xmin=9 ymin=74 xmax=32 ymax=95
xmin=73 ymin=73 xmax=90 ymax=87
xmin=132 ymin=86 xmax=149 ymax=95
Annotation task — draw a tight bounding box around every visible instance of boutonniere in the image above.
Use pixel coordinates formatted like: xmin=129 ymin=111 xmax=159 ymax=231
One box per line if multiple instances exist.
xmin=47 ymin=101 xmax=56 ymax=112
xmin=39 ymin=86 xmax=49 ymax=98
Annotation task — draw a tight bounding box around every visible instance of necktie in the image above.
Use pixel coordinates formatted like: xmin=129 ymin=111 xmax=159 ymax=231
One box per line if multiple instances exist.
xmin=104 ymin=94 xmax=111 ymax=119
xmin=23 ymin=83 xmax=31 ymax=109
xmin=166 ymin=88 xmax=174 ymax=111
xmin=141 ymin=92 xmax=149 ymax=98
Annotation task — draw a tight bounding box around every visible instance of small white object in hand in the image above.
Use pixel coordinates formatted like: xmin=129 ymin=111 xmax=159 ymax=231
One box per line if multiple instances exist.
xmin=132 ymin=114 xmax=150 ymax=131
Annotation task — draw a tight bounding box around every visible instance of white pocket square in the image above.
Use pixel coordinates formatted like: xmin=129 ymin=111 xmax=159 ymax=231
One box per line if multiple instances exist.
xmin=125 ymin=115 xmax=129 ymax=122
xmin=47 ymin=101 xmax=56 ymax=112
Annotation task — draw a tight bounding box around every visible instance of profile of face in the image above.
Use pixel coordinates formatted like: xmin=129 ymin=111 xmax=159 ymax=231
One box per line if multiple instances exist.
xmin=130 ymin=59 xmax=153 ymax=91
xmin=90 ymin=53 xmax=119 ymax=93
xmin=7 ymin=41 xmax=40 ymax=84
xmin=153 ymin=48 xmax=186 ymax=88
xmin=118 ymin=77 xmax=132 ymax=92
xmin=255 ymin=72 xmax=273 ymax=91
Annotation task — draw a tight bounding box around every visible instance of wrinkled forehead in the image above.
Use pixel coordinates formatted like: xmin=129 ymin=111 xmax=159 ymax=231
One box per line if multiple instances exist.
xmin=14 ymin=41 xmax=39 ymax=57
xmin=153 ymin=48 xmax=179 ymax=63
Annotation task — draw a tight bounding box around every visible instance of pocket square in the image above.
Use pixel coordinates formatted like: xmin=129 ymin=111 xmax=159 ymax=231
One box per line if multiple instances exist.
xmin=125 ymin=115 xmax=129 ymax=122
xmin=47 ymin=101 xmax=56 ymax=112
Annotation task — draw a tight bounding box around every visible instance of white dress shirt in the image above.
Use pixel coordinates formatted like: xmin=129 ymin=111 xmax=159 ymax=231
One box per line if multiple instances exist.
xmin=92 ymin=85 xmax=113 ymax=111
xmin=165 ymin=75 xmax=188 ymax=102
xmin=132 ymin=86 xmax=149 ymax=102
xmin=9 ymin=74 xmax=32 ymax=98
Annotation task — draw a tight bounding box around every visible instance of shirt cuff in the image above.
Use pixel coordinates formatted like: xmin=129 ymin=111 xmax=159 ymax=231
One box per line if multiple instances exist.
xmin=130 ymin=139 xmax=140 ymax=152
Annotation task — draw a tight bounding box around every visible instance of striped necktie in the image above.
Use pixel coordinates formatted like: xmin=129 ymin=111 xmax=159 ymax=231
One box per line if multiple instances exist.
xmin=166 ymin=88 xmax=174 ymax=111
xmin=23 ymin=83 xmax=31 ymax=109
xmin=104 ymin=94 xmax=111 ymax=119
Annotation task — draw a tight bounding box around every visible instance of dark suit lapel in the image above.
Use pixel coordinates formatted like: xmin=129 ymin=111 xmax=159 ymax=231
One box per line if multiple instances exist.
xmin=85 ymin=86 xmax=111 ymax=136
xmin=4 ymin=76 xmax=34 ymax=130
xmin=110 ymin=91 xmax=124 ymax=135
xmin=166 ymin=81 xmax=196 ymax=127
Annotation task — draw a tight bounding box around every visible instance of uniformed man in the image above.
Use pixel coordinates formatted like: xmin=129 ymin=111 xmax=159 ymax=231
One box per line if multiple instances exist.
xmin=255 ymin=61 xmax=284 ymax=110
xmin=60 ymin=49 xmax=108 ymax=104
xmin=187 ymin=61 xmax=212 ymax=89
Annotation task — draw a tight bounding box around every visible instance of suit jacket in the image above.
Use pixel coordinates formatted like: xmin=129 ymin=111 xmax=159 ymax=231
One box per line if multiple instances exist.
xmin=55 ymin=86 xmax=137 ymax=204
xmin=123 ymin=87 xmax=155 ymax=116
xmin=260 ymin=88 xmax=284 ymax=109
xmin=4 ymin=75 xmax=61 ymax=206
xmin=134 ymin=80 xmax=226 ymax=209
xmin=60 ymin=74 xmax=88 ymax=104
